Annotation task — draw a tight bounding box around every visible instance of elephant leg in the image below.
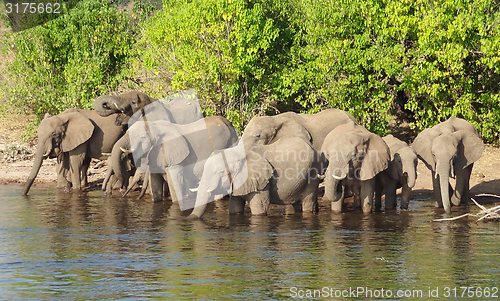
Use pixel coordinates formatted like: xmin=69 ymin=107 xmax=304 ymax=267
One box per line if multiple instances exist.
xmin=56 ymin=157 xmax=71 ymax=190
xmin=69 ymin=144 xmax=87 ymax=191
xmin=374 ymin=175 xmax=384 ymax=211
xmin=384 ymin=179 xmax=398 ymax=210
xmin=400 ymin=184 xmax=411 ymax=209
xmin=229 ymin=197 xmax=246 ymax=215
xmin=150 ymin=173 xmax=165 ymax=203
xmin=248 ymin=191 xmax=270 ymax=216
xmin=80 ymin=156 xmax=91 ymax=187
xmin=301 ymin=179 xmax=319 ymax=213
xmin=361 ymin=178 xmax=375 ymax=214
xmin=452 ymin=164 xmax=473 ymax=206
xmin=352 ymin=183 xmax=361 ymax=209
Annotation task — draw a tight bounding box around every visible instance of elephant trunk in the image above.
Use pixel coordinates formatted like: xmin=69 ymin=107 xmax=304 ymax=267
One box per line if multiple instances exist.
xmin=405 ymin=163 xmax=416 ymax=189
xmin=21 ymin=146 xmax=47 ymax=195
xmin=111 ymin=133 xmax=131 ymax=186
xmin=436 ymin=163 xmax=452 ymax=214
xmin=323 ymin=167 xmax=344 ymax=202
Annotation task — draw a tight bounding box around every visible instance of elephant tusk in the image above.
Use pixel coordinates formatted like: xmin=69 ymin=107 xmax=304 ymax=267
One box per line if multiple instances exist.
xmin=189 ymin=187 xmax=198 ymax=192
xmin=332 ymin=174 xmax=345 ymax=181
xmin=120 ymin=147 xmax=133 ymax=154
xmin=113 ymin=103 xmax=123 ymax=112
xmin=43 ymin=149 xmax=51 ymax=158
xmin=435 ymin=172 xmax=438 ymax=179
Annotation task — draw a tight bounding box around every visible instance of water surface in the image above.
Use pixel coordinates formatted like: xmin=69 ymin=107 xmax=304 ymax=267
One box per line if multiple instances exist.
xmin=0 ymin=185 xmax=498 ymax=300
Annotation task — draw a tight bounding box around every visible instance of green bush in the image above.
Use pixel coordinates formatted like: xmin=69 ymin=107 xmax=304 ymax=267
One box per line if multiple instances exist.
xmin=2 ymin=0 xmax=136 ymax=120
xmin=3 ymin=0 xmax=500 ymax=142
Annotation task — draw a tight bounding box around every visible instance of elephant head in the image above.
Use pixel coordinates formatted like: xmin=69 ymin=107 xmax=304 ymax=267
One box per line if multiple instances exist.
xmin=412 ymin=117 xmax=484 ymax=213
xmin=383 ymin=135 xmax=418 ymax=189
xmin=22 ymin=111 xmax=94 ymax=195
xmin=94 ymin=91 xmax=157 ymax=125
xmin=189 ymin=140 xmax=271 ymax=218
xmin=242 ymin=113 xmax=311 ymax=147
xmin=321 ymin=123 xmax=390 ymax=205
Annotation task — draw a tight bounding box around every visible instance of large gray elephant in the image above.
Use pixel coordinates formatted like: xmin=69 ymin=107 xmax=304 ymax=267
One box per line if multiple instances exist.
xmin=127 ymin=116 xmax=239 ymax=205
xmin=375 ymin=135 xmax=418 ymax=210
xmin=242 ymin=109 xmax=358 ymax=150
xmin=93 ymin=90 xmax=201 ymax=126
xmin=189 ymin=136 xmax=322 ymax=218
xmin=21 ymin=109 xmax=123 ymax=195
xmin=321 ymin=122 xmax=390 ymax=213
xmin=412 ymin=116 xmax=484 ymax=213
xmin=101 ymin=96 xmax=204 ymax=193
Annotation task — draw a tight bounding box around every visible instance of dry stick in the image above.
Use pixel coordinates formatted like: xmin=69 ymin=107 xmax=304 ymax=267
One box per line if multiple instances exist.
xmin=434 ymin=213 xmax=472 ymax=222
xmin=434 ymin=196 xmax=500 ymax=222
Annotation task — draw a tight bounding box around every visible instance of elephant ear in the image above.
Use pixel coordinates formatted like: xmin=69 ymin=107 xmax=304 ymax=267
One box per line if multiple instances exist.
xmin=412 ymin=127 xmax=440 ymax=170
xmin=59 ymin=112 xmax=94 ymax=152
xmin=453 ymin=130 xmax=484 ymax=171
xmin=232 ymin=150 xmax=273 ymax=196
xmin=151 ymin=129 xmax=190 ymax=169
xmin=359 ymin=133 xmax=390 ymax=181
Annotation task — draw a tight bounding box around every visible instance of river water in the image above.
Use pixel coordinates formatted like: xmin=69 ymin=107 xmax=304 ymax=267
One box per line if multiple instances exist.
xmin=0 ymin=184 xmax=498 ymax=300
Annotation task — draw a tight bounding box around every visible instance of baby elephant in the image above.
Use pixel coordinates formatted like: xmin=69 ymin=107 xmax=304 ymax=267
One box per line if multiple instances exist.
xmin=189 ymin=136 xmax=323 ymax=218
xmin=375 ymin=135 xmax=418 ymax=210
xmin=321 ymin=122 xmax=390 ymax=213
xmin=412 ymin=116 xmax=484 ymax=213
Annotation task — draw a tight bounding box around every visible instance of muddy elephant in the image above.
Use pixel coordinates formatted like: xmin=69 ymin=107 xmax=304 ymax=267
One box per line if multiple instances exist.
xmin=242 ymin=109 xmax=358 ymax=150
xmin=321 ymin=122 xmax=390 ymax=213
xmin=21 ymin=109 xmax=123 ymax=195
xmin=189 ymin=136 xmax=322 ymax=218
xmin=126 ymin=116 xmax=239 ymax=205
xmin=375 ymin=135 xmax=418 ymax=210
xmin=93 ymin=90 xmax=201 ymax=126
xmin=412 ymin=116 xmax=484 ymax=213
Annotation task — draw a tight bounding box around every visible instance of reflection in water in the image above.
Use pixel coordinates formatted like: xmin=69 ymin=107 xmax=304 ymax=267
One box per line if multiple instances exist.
xmin=0 ymin=184 xmax=498 ymax=300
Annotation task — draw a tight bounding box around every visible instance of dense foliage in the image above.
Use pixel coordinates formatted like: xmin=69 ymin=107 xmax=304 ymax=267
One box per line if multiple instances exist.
xmin=1 ymin=0 xmax=136 ymax=118
xmin=2 ymin=0 xmax=500 ymax=141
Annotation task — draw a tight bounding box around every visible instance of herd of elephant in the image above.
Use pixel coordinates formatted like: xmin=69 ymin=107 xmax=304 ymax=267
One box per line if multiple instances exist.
xmin=21 ymin=90 xmax=485 ymax=216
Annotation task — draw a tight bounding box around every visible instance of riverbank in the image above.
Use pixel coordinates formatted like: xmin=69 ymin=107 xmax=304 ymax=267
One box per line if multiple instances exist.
xmin=1 ymin=113 xmax=500 ymax=206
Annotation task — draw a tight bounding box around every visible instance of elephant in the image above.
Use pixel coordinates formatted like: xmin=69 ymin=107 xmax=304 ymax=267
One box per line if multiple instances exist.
xmin=93 ymin=90 xmax=202 ymax=126
xmin=21 ymin=109 xmax=124 ymax=195
xmin=101 ymin=96 xmax=204 ymax=193
xmin=375 ymin=135 xmax=418 ymax=210
xmin=321 ymin=122 xmax=390 ymax=213
xmin=126 ymin=116 xmax=239 ymax=206
xmin=188 ymin=136 xmax=323 ymax=218
xmin=242 ymin=109 xmax=358 ymax=150
xmin=412 ymin=116 xmax=484 ymax=214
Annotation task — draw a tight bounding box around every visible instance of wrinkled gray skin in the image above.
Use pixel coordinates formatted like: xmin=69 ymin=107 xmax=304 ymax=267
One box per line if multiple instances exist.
xmin=102 ymin=97 xmax=203 ymax=194
xmin=321 ymin=122 xmax=390 ymax=213
xmin=375 ymin=135 xmax=418 ymax=210
xmin=22 ymin=109 xmax=123 ymax=195
xmin=242 ymin=109 xmax=358 ymax=150
xmin=189 ymin=136 xmax=322 ymax=218
xmin=412 ymin=116 xmax=484 ymax=214
xmin=128 ymin=116 xmax=239 ymax=204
